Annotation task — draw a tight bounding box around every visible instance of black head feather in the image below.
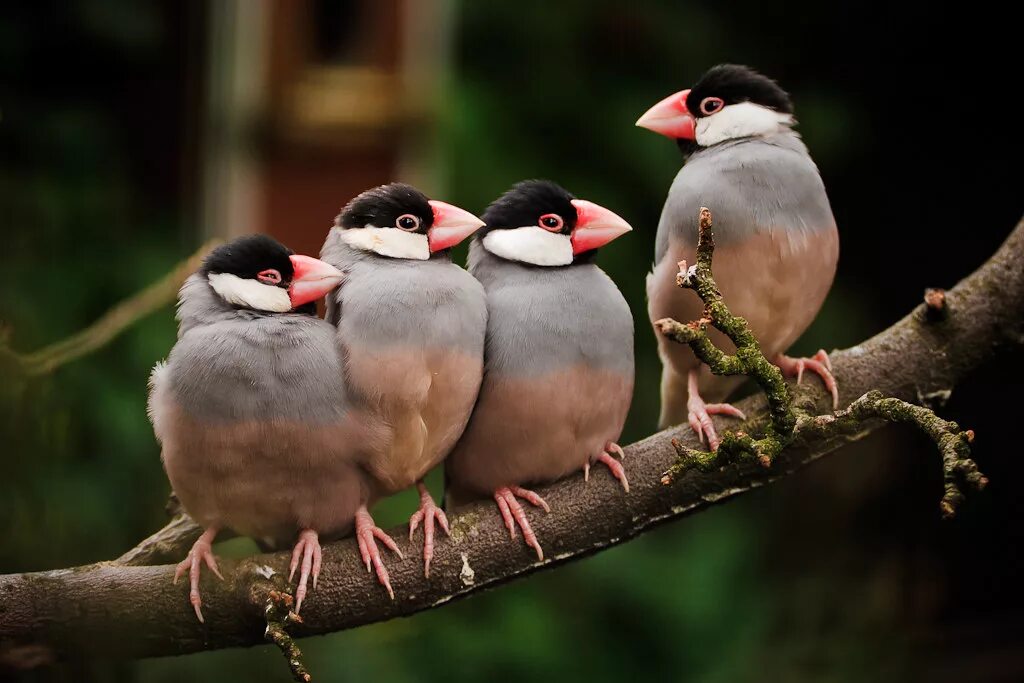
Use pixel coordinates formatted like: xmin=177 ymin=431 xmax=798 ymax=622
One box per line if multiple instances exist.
xmin=686 ymin=64 xmax=793 ymax=117
xmin=201 ymin=234 xmax=295 ymax=282
xmin=335 ymin=183 xmax=435 ymax=235
xmin=480 ymin=180 xmax=577 ymax=237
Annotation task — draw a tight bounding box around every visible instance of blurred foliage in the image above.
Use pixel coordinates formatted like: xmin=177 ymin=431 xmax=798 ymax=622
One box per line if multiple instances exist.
xmin=2 ymin=1 xmax=1021 ymax=683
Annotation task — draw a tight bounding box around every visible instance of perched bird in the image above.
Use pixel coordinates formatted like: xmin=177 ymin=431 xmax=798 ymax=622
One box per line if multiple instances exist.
xmin=320 ymin=183 xmax=486 ymax=585
xmin=446 ymin=180 xmax=634 ymax=560
xmin=149 ymin=235 xmax=351 ymax=620
xmin=637 ymin=64 xmax=839 ymax=446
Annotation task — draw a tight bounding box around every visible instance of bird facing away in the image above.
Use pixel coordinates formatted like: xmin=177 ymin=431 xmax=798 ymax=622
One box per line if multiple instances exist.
xmin=149 ymin=235 xmax=351 ymax=621
xmin=320 ymin=183 xmax=487 ymax=587
xmin=637 ymin=64 xmax=839 ymax=446
xmin=446 ymin=180 xmax=634 ymax=560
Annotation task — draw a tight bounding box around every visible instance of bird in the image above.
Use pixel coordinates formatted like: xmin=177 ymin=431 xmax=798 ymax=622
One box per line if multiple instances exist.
xmin=320 ymin=183 xmax=487 ymax=585
xmin=149 ymin=234 xmax=353 ymax=621
xmin=445 ymin=180 xmax=634 ymax=560
xmin=636 ymin=64 xmax=840 ymax=447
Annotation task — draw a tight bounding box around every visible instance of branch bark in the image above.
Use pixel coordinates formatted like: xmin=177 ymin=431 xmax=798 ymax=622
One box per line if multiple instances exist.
xmin=1 ymin=218 xmax=1022 ymax=671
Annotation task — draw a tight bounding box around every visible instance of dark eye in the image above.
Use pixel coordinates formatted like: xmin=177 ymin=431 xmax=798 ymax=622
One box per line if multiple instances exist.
xmin=538 ymin=214 xmax=564 ymax=232
xmin=700 ymin=97 xmax=724 ymax=116
xmin=396 ymin=214 xmax=421 ymax=231
xmin=257 ymin=268 xmax=282 ymax=285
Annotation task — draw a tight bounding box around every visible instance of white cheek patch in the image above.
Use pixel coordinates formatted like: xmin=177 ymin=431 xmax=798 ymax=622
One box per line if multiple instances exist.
xmin=207 ymin=273 xmax=292 ymax=312
xmin=695 ymin=102 xmax=794 ymax=146
xmin=482 ymin=226 xmax=574 ymax=267
xmin=338 ymin=225 xmax=430 ymax=261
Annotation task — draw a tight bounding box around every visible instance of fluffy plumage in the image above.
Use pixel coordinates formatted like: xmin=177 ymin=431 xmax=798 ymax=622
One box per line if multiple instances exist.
xmin=481 ymin=226 xmax=573 ymax=266
xmin=321 ymin=236 xmax=486 ymax=489
xmin=151 ymin=240 xmax=364 ymax=619
xmin=446 ymin=181 xmax=634 ymax=559
xmin=447 ymin=244 xmax=634 ymax=497
xmin=643 ymin=66 xmax=839 ymax=435
xmin=320 ymin=183 xmax=487 ymax=579
xmin=206 ymin=272 xmax=292 ymax=312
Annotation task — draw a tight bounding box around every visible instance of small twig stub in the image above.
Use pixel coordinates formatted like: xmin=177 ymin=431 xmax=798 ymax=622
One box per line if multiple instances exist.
xmin=265 ymin=590 xmax=312 ymax=682
xmin=924 ymin=287 xmax=949 ymax=321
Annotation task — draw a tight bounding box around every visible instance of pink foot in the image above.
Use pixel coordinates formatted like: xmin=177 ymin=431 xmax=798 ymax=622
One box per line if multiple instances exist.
xmin=686 ymin=370 xmax=746 ymax=451
xmin=775 ymin=349 xmax=838 ymax=410
xmin=494 ymin=486 xmax=551 ymax=561
xmin=355 ymin=506 xmax=404 ymax=600
xmin=409 ymin=482 xmax=451 ymax=578
xmin=172 ymin=527 xmax=223 ymax=623
xmin=583 ymin=442 xmax=629 ymax=492
xmin=288 ymin=529 xmax=322 ymax=614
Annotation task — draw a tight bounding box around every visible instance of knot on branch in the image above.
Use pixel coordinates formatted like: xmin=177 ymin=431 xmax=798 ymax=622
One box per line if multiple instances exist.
xmin=657 ymin=208 xmax=986 ymax=518
xmin=924 ymin=287 xmax=948 ymax=321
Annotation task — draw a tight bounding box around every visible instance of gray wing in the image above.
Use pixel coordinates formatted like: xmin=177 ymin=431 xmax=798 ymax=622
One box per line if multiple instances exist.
xmin=150 ymin=295 xmax=376 ymax=546
xmin=320 ymin=232 xmax=488 ymax=494
xmin=469 ymin=244 xmax=634 ymax=378
xmin=446 ymin=249 xmax=634 ymax=503
xmin=655 ymin=130 xmax=837 ymax=262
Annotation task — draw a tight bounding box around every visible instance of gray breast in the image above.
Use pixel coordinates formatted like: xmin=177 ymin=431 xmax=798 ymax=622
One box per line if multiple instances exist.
xmin=468 ymin=242 xmax=634 ymax=377
xmin=321 ymin=232 xmax=488 ymax=354
xmin=165 ymin=276 xmax=352 ymax=423
xmin=655 ymin=130 xmax=836 ymax=262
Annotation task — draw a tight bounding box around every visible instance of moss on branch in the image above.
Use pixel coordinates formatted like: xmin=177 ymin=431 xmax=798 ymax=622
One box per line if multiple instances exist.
xmin=656 ymin=207 xmax=987 ymax=518
xmin=264 ymin=591 xmax=311 ymax=682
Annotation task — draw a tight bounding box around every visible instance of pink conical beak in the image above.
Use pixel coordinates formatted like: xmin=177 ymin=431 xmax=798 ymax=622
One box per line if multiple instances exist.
xmin=636 ymin=88 xmax=696 ymax=140
xmin=288 ymin=254 xmax=344 ymax=308
xmin=570 ymin=200 xmax=632 ymax=255
xmin=427 ymin=200 xmax=485 ymax=252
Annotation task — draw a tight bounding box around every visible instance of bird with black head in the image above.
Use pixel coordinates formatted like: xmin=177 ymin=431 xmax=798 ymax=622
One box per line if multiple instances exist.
xmin=445 ymin=180 xmax=634 ymax=560
xmin=320 ymin=183 xmax=487 ymax=587
xmin=638 ymin=64 xmax=839 ymax=447
xmin=151 ymin=235 xmax=361 ymax=621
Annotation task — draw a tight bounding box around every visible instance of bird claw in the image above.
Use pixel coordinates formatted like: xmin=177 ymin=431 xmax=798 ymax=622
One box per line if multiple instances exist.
xmin=775 ymin=349 xmax=838 ymax=410
xmin=288 ymin=529 xmax=322 ymax=614
xmin=494 ymin=486 xmax=550 ymax=561
xmin=172 ymin=528 xmax=221 ymax=623
xmin=408 ymin=483 xmax=450 ymax=578
xmin=583 ymin=442 xmax=629 ymax=492
xmin=688 ymin=402 xmax=746 ymax=451
xmin=356 ymin=507 xmax=403 ymax=600
xmin=685 ymin=370 xmax=746 ymax=451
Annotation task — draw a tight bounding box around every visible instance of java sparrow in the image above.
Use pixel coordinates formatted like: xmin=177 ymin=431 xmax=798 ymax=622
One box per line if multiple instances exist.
xmin=320 ymin=183 xmax=486 ymax=584
xmin=149 ymin=235 xmax=350 ymax=620
xmin=637 ymin=64 xmax=840 ymax=446
xmin=445 ymin=180 xmax=634 ymax=560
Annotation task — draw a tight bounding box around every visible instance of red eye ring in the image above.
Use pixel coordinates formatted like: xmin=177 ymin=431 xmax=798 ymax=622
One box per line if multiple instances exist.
xmin=257 ymin=268 xmax=282 ymax=285
xmin=538 ymin=213 xmax=564 ymax=232
xmin=700 ymin=97 xmax=724 ymax=116
xmin=396 ymin=213 xmax=421 ymax=231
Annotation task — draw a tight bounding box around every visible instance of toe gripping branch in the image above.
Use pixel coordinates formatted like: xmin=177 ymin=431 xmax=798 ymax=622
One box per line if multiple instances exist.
xmin=654 ymin=208 xmax=986 ymax=518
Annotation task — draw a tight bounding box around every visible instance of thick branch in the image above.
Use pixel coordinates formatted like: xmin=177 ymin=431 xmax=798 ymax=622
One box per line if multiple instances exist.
xmin=1 ymin=218 xmax=1021 ymax=669
xmin=116 ymin=514 xmax=204 ymax=567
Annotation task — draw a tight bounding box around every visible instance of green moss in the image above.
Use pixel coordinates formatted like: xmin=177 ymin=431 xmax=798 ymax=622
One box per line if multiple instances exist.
xmin=657 ymin=209 xmax=986 ymax=516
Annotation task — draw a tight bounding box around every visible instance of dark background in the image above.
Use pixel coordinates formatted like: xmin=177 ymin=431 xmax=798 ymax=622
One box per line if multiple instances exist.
xmin=1 ymin=1 xmax=1021 ymax=681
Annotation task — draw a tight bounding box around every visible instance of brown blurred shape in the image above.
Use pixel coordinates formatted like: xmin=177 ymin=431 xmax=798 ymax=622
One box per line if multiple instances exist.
xmin=198 ymin=0 xmax=450 ymax=259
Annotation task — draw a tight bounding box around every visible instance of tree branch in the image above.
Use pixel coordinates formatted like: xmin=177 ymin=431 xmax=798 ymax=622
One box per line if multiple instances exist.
xmin=1 ymin=218 xmax=1021 ymax=672
xmin=0 ymin=240 xmax=221 ymax=376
